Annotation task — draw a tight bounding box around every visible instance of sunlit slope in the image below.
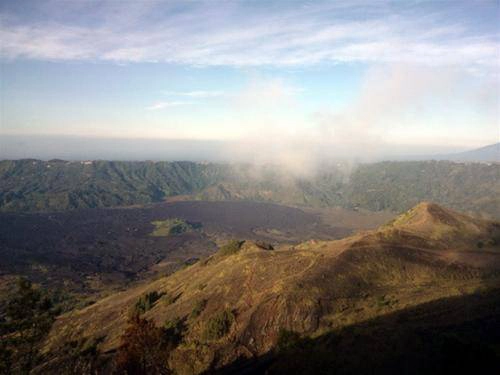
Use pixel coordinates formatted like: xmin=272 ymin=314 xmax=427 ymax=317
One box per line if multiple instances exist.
xmin=45 ymin=202 xmax=500 ymax=373
xmin=377 ymin=201 xmax=498 ymax=243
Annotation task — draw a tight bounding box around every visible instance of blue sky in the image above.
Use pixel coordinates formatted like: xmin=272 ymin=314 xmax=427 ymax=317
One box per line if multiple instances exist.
xmin=0 ymin=0 xmax=499 ymax=161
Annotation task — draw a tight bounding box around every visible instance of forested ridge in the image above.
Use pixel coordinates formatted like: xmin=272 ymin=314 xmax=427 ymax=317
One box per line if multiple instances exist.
xmin=1 ymin=159 xmax=498 ymax=217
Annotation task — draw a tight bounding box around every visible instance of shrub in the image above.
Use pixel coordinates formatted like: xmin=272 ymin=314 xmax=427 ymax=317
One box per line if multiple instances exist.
xmin=56 ymin=337 xmax=105 ymax=374
xmin=0 ymin=278 xmax=56 ymax=374
xmin=162 ymin=293 xmax=176 ymax=306
xmin=150 ymin=218 xmax=196 ymax=237
xmin=218 ymin=240 xmax=245 ymax=257
xmin=276 ymin=329 xmax=301 ymax=352
xmin=376 ymin=295 xmax=390 ymax=308
xmin=131 ymin=291 xmax=162 ymax=315
xmin=190 ymin=299 xmax=207 ymax=319
xmin=487 ymin=237 xmax=498 ymax=246
xmin=163 ymin=317 xmax=186 ymax=346
xmin=115 ymin=315 xmax=171 ymax=374
xmin=203 ymin=309 xmax=234 ymax=341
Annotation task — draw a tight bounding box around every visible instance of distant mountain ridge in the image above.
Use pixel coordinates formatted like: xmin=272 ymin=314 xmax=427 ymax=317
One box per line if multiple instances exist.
xmin=1 ymin=159 xmax=499 ymax=218
xmin=431 ymin=142 xmax=499 ymax=162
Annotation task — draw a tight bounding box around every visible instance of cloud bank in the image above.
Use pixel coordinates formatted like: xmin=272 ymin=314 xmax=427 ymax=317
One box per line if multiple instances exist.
xmin=217 ymin=64 xmax=498 ymax=172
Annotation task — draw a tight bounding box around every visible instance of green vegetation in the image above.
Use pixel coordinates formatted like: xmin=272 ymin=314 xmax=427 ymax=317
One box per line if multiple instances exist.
xmin=346 ymin=161 xmax=500 ymax=217
xmin=163 ymin=317 xmax=186 ymax=346
xmin=0 ymin=278 xmax=57 ymax=374
xmin=54 ymin=336 xmax=104 ymax=374
xmin=150 ymin=218 xmax=197 ymax=237
xmin=376 ymin=295 xmax=391 ymax=308
xmin=276 ymin=329 xmax=302 ymax=352
xmin=190 ymin=299 xmax=207 ymax=319
xmin=218 ymin=240 xmax=245 ymax=257
xmin=131 ymin=291 xmax=161 ymax=315
xmin=0 ymin=159 xmax=226 ymax=212
xmin=203 ymin=309 xmax=235 ymax=341
xmin=162 ymin=293 xmax=177 ymax=306
xmin=2 ymin=159 xmax=498 ymax=218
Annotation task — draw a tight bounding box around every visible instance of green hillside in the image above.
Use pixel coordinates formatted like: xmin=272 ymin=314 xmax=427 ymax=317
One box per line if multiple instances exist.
xmin=346 ymin=161 xmax=500 ymax=217
xmin=0 ymin=160 xmax=226 ymax=212
xmin=1 ymin=159 xmax=499 ymax=217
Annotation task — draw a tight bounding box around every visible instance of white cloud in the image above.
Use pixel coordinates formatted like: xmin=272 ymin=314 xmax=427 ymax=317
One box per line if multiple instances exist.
xmin=163 ymin=91 xmax=225 ymax=98
xmin=215 ymin=64 xmax=499 ymax=170
xmin=309 ymin=63 xmax=499 ymax=147
xmin=233 ymin=78 xmax=301 ymax=109
xmin=0 ymin=1 xmax=498 ymax=71
xmin=145 ymin=101 xmax=188 ymax=110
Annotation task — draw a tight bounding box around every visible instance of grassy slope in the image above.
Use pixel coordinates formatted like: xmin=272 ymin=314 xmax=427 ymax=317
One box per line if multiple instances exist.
xmin=44 ymin=202 xmax=500 ymax=373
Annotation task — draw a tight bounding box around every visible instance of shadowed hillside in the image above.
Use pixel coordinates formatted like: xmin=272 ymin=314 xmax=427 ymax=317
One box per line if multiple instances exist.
xmin=40 ymin=203 xmax=500 ymax=374
xmin=266 ymin=289 xmax=500 ymax=374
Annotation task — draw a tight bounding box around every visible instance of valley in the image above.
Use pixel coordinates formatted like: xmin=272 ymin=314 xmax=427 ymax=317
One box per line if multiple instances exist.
xmin=0 ymin=200 xmax=392 ymax=296
xmin=1 ymin=160 xmax=499 ymax=374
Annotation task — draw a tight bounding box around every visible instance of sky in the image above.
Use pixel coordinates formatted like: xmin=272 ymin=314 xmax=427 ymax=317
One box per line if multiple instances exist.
xmin=0 ymin=0 xmax=499 ymax=162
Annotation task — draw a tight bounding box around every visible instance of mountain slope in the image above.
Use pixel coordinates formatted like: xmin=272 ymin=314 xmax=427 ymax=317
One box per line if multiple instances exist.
xmin=434 ymin=142 xmax=499 ymax=162
xmin=0 ymin=159 xmax=227 ymax=212
xmin=267 ymin=289 xmax=500 ymax=374
xmin=381 ymin=202 xmax=496 ymax=242
xmin=1 ymin=159 xmax=499 ymax=218
xmin=43 ymin=203 xmax=500 ymax=373
xmin=346 ymin=161 xmax=500 ymax=217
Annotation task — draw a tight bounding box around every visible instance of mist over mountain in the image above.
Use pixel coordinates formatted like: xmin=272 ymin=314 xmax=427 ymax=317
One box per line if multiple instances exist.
xmin=1 ymin=158 xmax=499 ymax=218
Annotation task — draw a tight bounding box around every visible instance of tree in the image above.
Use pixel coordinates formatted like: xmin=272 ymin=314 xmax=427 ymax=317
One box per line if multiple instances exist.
xmin=114 ymin=314 xmax=173 ymax=375
xmin=130 ymin=291 xmax=162 ymax=316
xmin=0 ymin=278 xmax=56 ymax=374
xmin=203 ymin=309 xmax=234 ymax=341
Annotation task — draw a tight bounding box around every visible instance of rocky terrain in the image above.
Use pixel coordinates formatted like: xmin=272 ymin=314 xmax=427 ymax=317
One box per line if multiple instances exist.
xmin=0 ymin=201 xmax=391 ymax=296
xmin=41 ymin=202 xmax=500 ymax=373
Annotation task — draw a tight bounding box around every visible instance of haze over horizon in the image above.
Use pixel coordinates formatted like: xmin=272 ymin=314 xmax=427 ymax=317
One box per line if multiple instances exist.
xmin=1 ymin=0 xmax=499 ymax=163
